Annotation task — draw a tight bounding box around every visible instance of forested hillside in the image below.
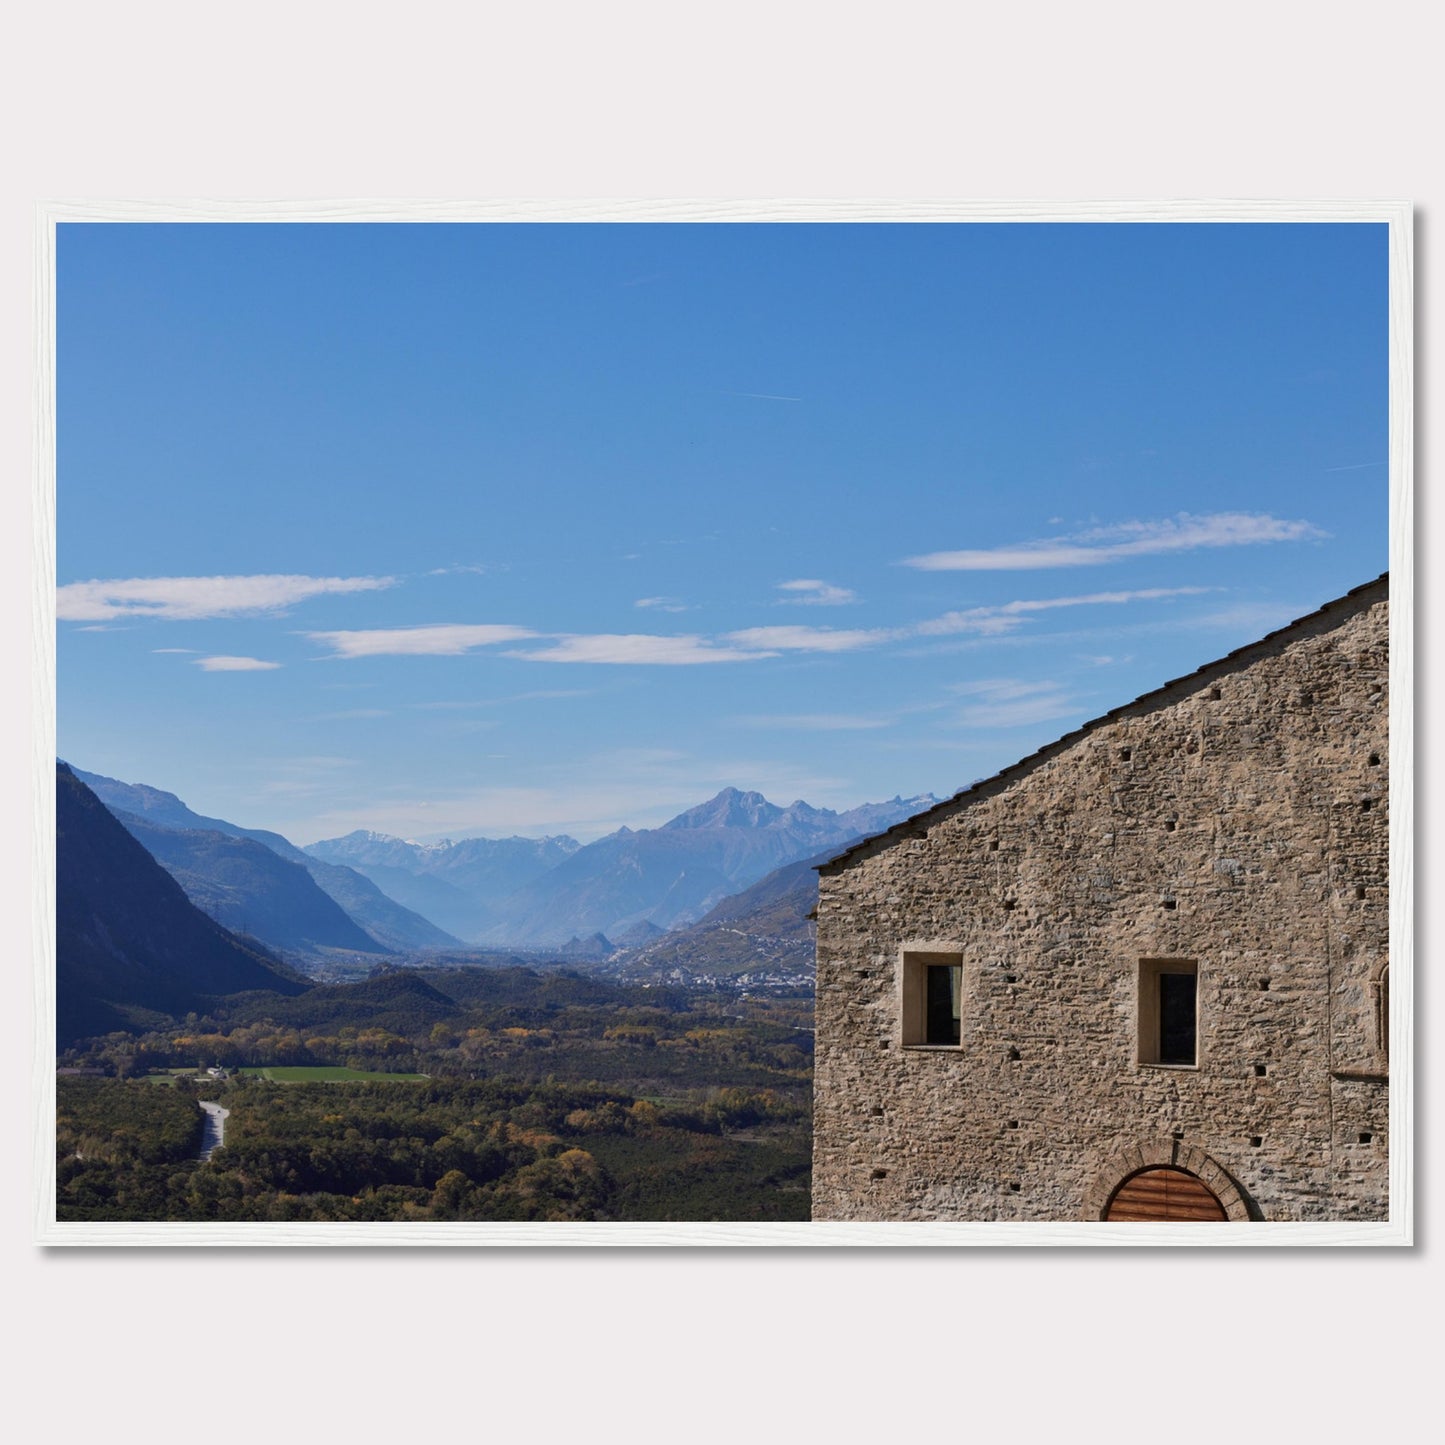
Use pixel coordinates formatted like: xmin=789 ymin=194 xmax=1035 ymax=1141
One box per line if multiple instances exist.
xmin=56 ymin=965 xmax=813 ymax=1223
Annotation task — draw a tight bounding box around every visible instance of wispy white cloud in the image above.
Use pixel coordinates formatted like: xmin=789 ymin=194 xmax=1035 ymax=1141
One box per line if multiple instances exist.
xmin=1184 ymin=602 xmax=1305 ymax=634
xmin=409 ymin=690 xmax=592 ymax=711
xmin=904 ymin=513 xmax=1327 ymax=571
xmin=427 ymin=563 xmax=497 ymax=577
xmin=731 ymin=712 xmax=896 ymax=731
xmin=724 ymin=391 xmax=802 ymax=402
xmin=947 ymin=678 xmax=1083 ymax=729
xmin=152 ymin=647 xmax=199 ymax=654
xmin=923 ymin=586 xmax=1211 ymax=629
xmin=306 ymin=623 xmax=538 ymax=658
xmin=948 ymin=678 xmax=1061 ymax=701
xmin=302 ymin=586 xmax=1211 ymax=670
xmin=507 ymin=634 xmax=771 ymax=665
xmin=725 ymin=588 xmax=1206 ymax=655
xmin=777 ymin=579 xmax=857 ymax=607
xmin=308 ymin=708 xmax=391 ymax=720
xmin=724 ymin=625 xmax=893 ymax=654
xmin=634 ymin=596 xmax=692 ymax=613
xmin=909 ymin=613 xmax=1019 ymax=639
xmin=194 ymin=655 xmax=282 ymax=672
xmin=58 ymin=573 xmax=398 ymax=622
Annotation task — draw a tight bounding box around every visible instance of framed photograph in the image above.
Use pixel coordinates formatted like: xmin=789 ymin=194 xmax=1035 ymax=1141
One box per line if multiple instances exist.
xmin=36 ymin=201 xmax=1412 ymax=1244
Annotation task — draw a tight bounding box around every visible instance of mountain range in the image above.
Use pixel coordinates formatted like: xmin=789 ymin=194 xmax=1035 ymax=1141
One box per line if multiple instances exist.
xmin=616 ymin=846 xmax=832 ymax=983
xmin=304 ymin=787 xmax=938 ymax=947
xmin=71 ymin=767 xmax=460 ymax=959
xmin=64 ymin=765 xmax=938 ymax=982
xmin=116 ymin=812 xmax=384 ymax=957
xmin=56 ymin=764 xmax=307 ymax=1044
xmin=305 ymin=830 xmax=581 ymax=940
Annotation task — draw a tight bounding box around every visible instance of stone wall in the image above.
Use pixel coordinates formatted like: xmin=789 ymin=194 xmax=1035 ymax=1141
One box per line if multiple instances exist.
xmin=812 ymin=583 xmax=1389 ymax=1222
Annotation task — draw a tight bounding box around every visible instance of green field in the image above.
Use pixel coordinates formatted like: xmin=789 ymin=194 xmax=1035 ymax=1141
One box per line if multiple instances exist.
xmin=239 ymin=1066 xmax=429 ymax=1083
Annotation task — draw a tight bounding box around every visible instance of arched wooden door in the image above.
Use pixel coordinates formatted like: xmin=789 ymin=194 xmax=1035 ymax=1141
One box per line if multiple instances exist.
xmin=1103 ymin=1166 xmax=1228 ymax=1221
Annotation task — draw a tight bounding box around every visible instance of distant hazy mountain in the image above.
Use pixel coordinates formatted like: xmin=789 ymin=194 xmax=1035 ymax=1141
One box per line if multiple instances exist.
xmin=556 ymin=932 xmax=615 ymax=961
xmin=610 ymin=918 xmax=667 ymax=947
xmin=616 ymin=847 xmax=831 ymax=982
xmin=69 ymin=768 xmax=937 ymax=961
xmin=330 ymin=861 xmax=488 ymax=941
xmin=115 ymin=812 xmax=385 ymax=957
xmin=304 ymin=830 xmax=582 ymax=941
xmin=56 ymin=765 xmax=307 ymax=1045
xmin=476 ymin=787 xmax=939 ymax=946
xmin=297 ymin=857 xmax=460 ymax=953
xmin=71 ymin=767 xmax=461 ymax=955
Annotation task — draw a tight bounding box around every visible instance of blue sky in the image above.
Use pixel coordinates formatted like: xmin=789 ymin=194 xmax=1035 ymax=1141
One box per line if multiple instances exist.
xmin=56 ymin=221 xmax=1389 ymax=844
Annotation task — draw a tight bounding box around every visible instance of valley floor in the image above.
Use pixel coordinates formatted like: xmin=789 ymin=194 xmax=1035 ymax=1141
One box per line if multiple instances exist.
xmin=55 ymin=966 xmax=813 ymax=1224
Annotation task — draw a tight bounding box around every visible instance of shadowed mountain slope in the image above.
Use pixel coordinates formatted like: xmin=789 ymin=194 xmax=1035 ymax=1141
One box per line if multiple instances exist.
xmin=115 ymin=812 xmax=386 ymax=957
xmin=71 ymin=767 xmax=460 ymax=953
xmin=56 ymin=765 xmax=307 ymax=1046
xmin=618 ymin=848 xmax=832 ymax=980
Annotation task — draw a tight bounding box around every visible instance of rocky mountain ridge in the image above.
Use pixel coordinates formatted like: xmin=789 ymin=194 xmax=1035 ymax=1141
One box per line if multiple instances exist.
xmin=71 ymin=766 xmax=460 ymax=960
xmin=307 ymin=786 xmax=938 ymax=947
xmin=56 ymin=764 xmax=307 ymax=1044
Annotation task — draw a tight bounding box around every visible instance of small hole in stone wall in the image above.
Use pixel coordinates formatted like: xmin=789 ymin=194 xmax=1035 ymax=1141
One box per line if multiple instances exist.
xmin=1255 ymin=1064 xmax=1267 ymax=1077
xmin=1171 ymin=1129 xmax=1184 ymax=1141
xmin=1369 ymin=753 xmax=1381 ymax=766
xmin=1259 ymin=978 xmax=1271 ymax=991
xmin=1361 ymin=798 xmax=1373 ymax=811
xmin=1004 ymin=973 xmax=1017 ymax=984
xmin=1003 ymin=898 xmax=1017 ymax=911
xmin=1120 ymin=747 xmax=1132 ymax=761
xmin=871 ymin=1168 xmax=888 ymax=1180
xmin=857 ymin=969 xmax=872 ymax=978
xmin=1163 ymin=898 xmax=1176 ymax=911
xmin=1359 ymin=1133 xmax=1372 ymax=1145
xmin=870 ymin=1106 xmax=884 ymax=1117
xmin=1165 ymin=819 xmax=1177 ymax=832
xmin=1299 ymin=691 xmax=1314 ymax=705
xmin=1355 ymin=886 xmax=1367 ymax=901
xmin=1251 ymin=1136 xmax=1263 ymax=1148
xmin=1008 ymin=1182 xmax=1021 ymax=1192
xmin=1008 ymin=1120 xmax=1019 ymax=1130
xmin=1209 ymin=687 xmax=1222 ymax=701
xmin=989 ymin=839 xmax=999 ymax=852
xmin=1008 ymin=1046 xmax=1021 ymax=1061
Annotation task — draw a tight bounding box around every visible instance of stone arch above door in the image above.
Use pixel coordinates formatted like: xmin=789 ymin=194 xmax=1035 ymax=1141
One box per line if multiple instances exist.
xmin=1084 ymin=1137 xmax=1252 ymax=1221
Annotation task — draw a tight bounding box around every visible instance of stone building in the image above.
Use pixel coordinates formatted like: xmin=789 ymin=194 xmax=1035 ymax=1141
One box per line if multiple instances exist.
xmin=812 ymin=576 xmax=1389 ymax=1223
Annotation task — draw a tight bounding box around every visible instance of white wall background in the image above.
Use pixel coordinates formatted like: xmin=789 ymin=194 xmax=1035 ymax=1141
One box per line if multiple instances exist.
xmin=2 ymin=4 xmax=1437 ymax=1439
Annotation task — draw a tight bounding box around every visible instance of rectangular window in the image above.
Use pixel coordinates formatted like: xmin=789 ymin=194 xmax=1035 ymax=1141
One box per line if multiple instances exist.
xmin=926 ymin=964 xmax=962 ymax=1045
xmin=1158 ymin=973 xmax=1196 ymax=1064
xmin=1138 ymin=959 xmax=1198 ymax=1067
xmin=901 ymin=950 xmax=963 ymax=1048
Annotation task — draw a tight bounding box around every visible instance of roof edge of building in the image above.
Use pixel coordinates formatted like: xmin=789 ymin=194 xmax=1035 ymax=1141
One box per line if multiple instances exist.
xmin=816 ymin=572 xmax=1389 ymax=875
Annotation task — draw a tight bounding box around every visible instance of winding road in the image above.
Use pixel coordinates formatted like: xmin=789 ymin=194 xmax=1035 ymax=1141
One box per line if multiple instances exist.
xmin=198 ymin=1100 xmax=229 ymax=1161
